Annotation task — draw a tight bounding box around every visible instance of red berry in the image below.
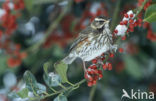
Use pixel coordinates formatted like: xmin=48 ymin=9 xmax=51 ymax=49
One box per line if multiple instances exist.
xmin=7 ymin=57 xmax=22 ymax=68
xmin=126 ymin=30 xmax=129 ymax=33
xmin=88 ymin=76 xmax=93 ymax=81
xmin=98 ymin=70 xmax=102 ymax=74
xmin=121 ymin=36 xmax=126 ymax=40
xmin=110 ymin=53 xmax=114 ymax=58
xmin=19 ymin=52 xmax=27 ymax=59
xmin=85 ymin=73 xmax=89 ymax=79
xmin=93 ymin=75 xmax=98 ymax=80
xmin=124 ymin=13 xmax=129 ymax=18
xmin=123 ymin=20 xmax=128 ymax=25
xmin=90 ymin=71 xmax=94 ymax=74
xmin=90 ymin=65 xmax=97 ymax=69
xmin=114 ymin=29 xmax=118 ymax=34
xmin=129 ymin=23 xmax=134 ymax=29
xmin=108 ymin=63 xmax=112 ymax=70
xmin=138 ymin=18 xmax=142 ymax=23
xmin=87 ymin=71 xmax=92 ymax=75
xmin=103 ymin=64 xmax=107 ymax=70
xmin=94 ymin=69 xmax=99 ymax=74
xmin=92 ymin=80 xmax=97 ymax=85
xmin=92 ymin=59 xmax=97 ymax=64
xmin=134 ymin=22 xmax=138 ymax=27
xmin=87 ymin=81 xmax=93 ymax=87
xmin=138 ymin=24 xmax=142 ymax=27
xmin=129 ymin=28 xmax=134 ymax=32
xmin=15 ymin=44 xmax=21 ymax=51
xmin=130 ymin=14 xmax=134 ymax=18
xmin=119 ymin=48 xmax=124 ymax=53
xmin=129 ymin=19 xmax=134 ymax=23
xmin=0 ymin=30 xmax=2 ymax=39
xmin=99 ymin=74 xmax=103 ymax=78
xmin=120 ymin=21 xmax=124 ymax=25
xmin=101 ymin=57 xmax=105 ymax=61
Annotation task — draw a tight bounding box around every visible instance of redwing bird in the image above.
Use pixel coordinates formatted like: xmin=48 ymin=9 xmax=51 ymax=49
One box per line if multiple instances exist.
xmin=63 ymin=16 xmax=117 ymax=71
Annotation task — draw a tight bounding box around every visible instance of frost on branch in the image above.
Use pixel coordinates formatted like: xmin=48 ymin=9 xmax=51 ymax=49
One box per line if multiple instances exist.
xmin=115 ymin=25 xmax=128 ymax=36
xmin=114 ymin=10 xmax=138 ymax=36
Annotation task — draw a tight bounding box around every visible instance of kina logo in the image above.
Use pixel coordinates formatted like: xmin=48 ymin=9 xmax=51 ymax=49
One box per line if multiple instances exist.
xmin=121 ymin=89 xmax=155 ymax=100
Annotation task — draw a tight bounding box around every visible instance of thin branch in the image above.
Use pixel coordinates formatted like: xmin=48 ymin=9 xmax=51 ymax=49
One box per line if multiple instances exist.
xmin=89 ymin=84 xmax=97 ymax=101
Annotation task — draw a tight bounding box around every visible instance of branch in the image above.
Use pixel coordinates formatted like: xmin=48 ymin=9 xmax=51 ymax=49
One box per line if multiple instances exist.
xmin=89 ymin=84 xmax=97 ymax=101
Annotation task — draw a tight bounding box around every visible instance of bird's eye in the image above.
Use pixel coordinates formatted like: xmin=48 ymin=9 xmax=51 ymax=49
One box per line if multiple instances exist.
xmin=99 ymin=21 xmax=104 ymax=24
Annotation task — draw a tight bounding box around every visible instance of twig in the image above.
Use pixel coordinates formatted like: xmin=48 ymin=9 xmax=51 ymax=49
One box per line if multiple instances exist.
xmin=89 ymin=84 xmax=97 ymax=101
xmin=43 ymin=79 xmax=86 ymax=99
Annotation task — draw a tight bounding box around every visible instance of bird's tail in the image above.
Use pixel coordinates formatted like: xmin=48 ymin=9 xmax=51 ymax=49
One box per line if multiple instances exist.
xmin=62 ymin=56 xmax=76 ymax=64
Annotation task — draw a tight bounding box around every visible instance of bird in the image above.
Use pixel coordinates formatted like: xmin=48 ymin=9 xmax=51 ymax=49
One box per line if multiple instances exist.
xmin=63 ymin=16 xmax=117 ymax=71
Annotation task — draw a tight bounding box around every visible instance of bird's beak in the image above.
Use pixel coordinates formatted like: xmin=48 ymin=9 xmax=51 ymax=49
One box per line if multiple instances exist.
xmin=106 ymin=19 xmax=111 ymax=24
xmin=108 ymin=19 xmax=111 ymax=23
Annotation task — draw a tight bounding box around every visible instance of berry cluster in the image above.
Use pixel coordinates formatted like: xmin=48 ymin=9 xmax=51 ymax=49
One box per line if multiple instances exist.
xmin=144 ymin=22 xmax=156 ymax=41
xmin=85 ymin=64 xmax=103 ymax=87
xmin=137 ymin=0 xmax=152 ymax=10
xmin=1 ymin=0 xmax=24 ymax=34
xmin=0 ymin=0 xmax=26 ymax=68
xmin=102 ymin=62 xmax=112 ymax=70
xmin=114 ymin=10 xmax=143 ymax=38
xmin=84 ymin=53 xmax=115 ymax=87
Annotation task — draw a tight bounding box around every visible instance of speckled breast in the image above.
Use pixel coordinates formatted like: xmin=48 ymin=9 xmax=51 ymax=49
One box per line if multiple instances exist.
xmin=76 ymin=34 xmax=112 ymax=61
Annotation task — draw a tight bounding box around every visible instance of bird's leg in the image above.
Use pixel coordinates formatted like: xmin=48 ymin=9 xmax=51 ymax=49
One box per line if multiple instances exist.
xmin=82 ymin=61 xmax=87 ymax=74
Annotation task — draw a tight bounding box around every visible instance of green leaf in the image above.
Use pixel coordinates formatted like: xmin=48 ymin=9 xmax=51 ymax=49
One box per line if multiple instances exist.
xmin=17 ymin=88 xmax=29 ymax=98
xmin=43 ymin=73 xmax=61 ymax=87
xmin=144 ymin=13 xmax=156 ymax=23
xmin=24 ymin=71 xmax=37 ymax=92
xmin=24 ymin=0 xmax=34 ymax=12
xmin=8 ymin=92 xmax=19 ymax=98
xmin=124 ymin=55 xmax=142 ymax=79
xmin=43 ymin=62 xmax=51 ymax=75
xmin=144 ymin=4 xmax=156 ymax=23
xmin=54 ymin=61 xmax=68 ymax=83
xmin=54 ymin=95 xmax=68 ymax=101
xmin=0 ymin=55 xmax=7 ymax=75
xmin=24 ymin=71 xmax=47 ymax=95
xmin=35 ymin=83 xmax=47 ymax=94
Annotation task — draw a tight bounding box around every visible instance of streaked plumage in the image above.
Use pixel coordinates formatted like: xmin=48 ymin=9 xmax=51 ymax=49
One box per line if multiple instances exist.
xmin=63 ymin=16 xmax=114 ymax=65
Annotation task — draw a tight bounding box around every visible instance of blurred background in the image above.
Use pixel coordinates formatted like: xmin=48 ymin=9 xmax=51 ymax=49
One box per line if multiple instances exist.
xmin=0 ymin=0 xmax=156 ymax=101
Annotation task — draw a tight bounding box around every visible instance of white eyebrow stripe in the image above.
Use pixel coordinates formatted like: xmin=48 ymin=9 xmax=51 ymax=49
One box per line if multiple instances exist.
xmin=95 ymin=18 xmax=106 ymax=21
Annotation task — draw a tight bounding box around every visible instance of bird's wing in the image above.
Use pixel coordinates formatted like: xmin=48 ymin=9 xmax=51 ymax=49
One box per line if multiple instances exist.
xmin=69 ymin=34 xmax=88 ymax=51
xmin=69 ymin=26 xmax=95 ymax=51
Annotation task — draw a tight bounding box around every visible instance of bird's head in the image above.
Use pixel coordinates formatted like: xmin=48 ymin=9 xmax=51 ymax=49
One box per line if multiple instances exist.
xmin=91 ymin=16 xmax=111 ymax=30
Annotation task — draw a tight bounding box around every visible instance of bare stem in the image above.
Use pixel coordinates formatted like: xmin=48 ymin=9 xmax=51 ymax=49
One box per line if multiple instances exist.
xmin=89 ymin=84 xmax=97 ymax=101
